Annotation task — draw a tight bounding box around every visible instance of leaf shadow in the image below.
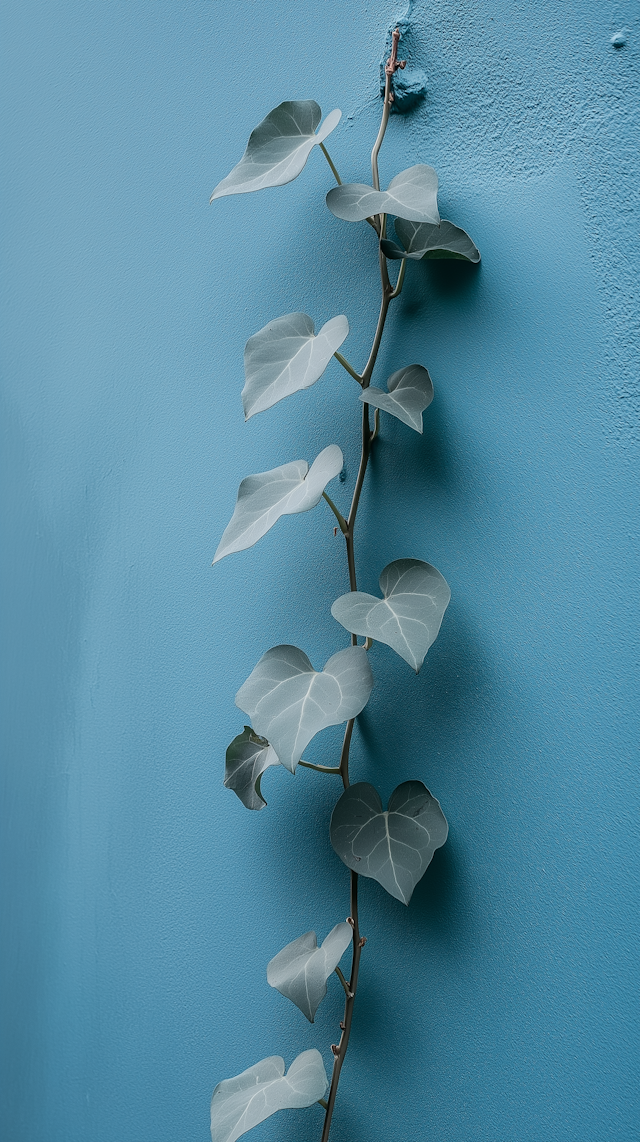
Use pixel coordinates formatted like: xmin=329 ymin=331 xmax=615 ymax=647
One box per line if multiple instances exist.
xmin=354 ymin=600 xmax=494 ymax=788
xmin=392 ymin=246 xmax=483 ymax=320
xmin=408 ymin=836 xmax=471 ymax=948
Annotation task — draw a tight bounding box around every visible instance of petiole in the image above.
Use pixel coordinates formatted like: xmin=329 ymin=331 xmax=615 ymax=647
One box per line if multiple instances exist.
xmin=389 ymin=258 xmax=406 ymax=299
xmin=298 ymin=760 xmax=341 ymax=775
xmin=319 ymin=143 xmax=342 ymax=186
xmin=322 ymin=491 xmax=349 ymax=535
xmin=334 ymin=351 xmax=363 ymax=384
xmin=334 ymin=966 xmax=353 ymax=998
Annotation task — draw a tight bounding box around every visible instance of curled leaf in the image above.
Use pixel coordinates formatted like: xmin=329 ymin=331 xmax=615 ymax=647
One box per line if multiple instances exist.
xmin=381 ymin=218 xmax=480 ymax=262
xmin=243 ymin=312 xmax=349 ymax=419
xmin=331 ymin=559 xmax=450 ymax=672
xmin=236 ymin=644 xmax=373 ymax=773
xmin=330 ymin=781 xmax=448 ymax=904
xmin=326 ymin=165 xmax=439 ymax=224
xmin=211 ymin=101 xmax=341 ymax=201
xmin=224 ymin=727 xmax=281 ymax=810
xmin=267 ymin=922 xmax=353 ymax=1022
xmin=213 ymin=445 xmax=343 ymax=563
xmin=362 ymin=364 xmax=434 ymax=433
xmin=210 ymin=1049 xmax=328 ymax=1142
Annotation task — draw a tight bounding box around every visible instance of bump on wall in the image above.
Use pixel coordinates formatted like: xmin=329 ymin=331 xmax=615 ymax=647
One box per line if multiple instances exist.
xmin=379 ymin=0 xmax=428 ymax=111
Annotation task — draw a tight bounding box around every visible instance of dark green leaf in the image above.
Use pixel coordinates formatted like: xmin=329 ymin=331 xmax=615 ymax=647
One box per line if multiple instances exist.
xmin=224 ymin=727 xmax=281 ymax=810
xmin=381 ymin=218 xmax=480 ymax=262
xmin=330 ymin=781 xmax=448 ymax=904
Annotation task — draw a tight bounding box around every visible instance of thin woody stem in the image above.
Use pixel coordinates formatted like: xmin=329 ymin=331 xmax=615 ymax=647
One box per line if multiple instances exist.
xmin=320 ymin=32 xmax=404 ymax=1142
xmin=371 ymin=73 xmax=392 ymax=191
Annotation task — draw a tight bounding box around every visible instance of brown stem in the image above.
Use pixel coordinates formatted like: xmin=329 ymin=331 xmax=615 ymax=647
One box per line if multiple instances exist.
xmin=320 ymin=33 xmax=404 ymax=1142
xmin=320 ymin=874 xmax=362 ymax=1142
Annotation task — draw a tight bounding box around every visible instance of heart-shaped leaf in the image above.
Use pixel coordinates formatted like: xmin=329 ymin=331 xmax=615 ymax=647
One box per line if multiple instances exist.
xmin=330 ymin=781 xmax=448 ymax=904
xmin=331 ymin=559 xmax=450 ymax=672
xmin=210 ymin=101 xmax=341 ymax=201
xmin=267 ymin=922 xmax=352 ymax=1022
xmin=326 ymin=165 xmax=439 ymax=224
xmin=361 ymin=364 xmax=434 ymax=433
xmin=210 ymin=1049 xmax=328 ymax=1142
xmin=224 ymin=727 xmax=281 ymax=810
xmin=213 ymin=445 xmax=343 ymax=563
xmin=243 ymin=312 xmax=348 ymax=419
xmin=381 ymin=218 xmax=480 ymax=262
xmin=236 ymin=645 xmax=373 ymax=773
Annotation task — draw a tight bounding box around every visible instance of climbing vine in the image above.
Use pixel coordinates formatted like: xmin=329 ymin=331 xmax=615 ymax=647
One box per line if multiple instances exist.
xmin=209 ymin=27 xmax=480 ymax=1142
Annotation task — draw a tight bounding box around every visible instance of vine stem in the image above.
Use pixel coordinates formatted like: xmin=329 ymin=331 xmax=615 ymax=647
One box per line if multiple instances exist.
xmin=320 ymin=30 xmax=405 ymax=1142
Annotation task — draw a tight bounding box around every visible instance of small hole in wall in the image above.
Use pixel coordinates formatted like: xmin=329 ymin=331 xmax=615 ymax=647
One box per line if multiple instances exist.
xmin=339 ymin=466 xmax=347 ymax=483
xmin=611 ymin=31 xmax=626 ymax=48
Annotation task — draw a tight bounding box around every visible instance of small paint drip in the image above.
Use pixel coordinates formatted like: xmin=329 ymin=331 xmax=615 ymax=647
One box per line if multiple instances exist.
xmin=611 ymin=31 xmax=626 ymax=48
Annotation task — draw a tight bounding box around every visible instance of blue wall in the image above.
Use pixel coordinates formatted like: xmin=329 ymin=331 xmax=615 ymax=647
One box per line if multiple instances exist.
xmin=2 ymin=3 xmax=638 ymax=1140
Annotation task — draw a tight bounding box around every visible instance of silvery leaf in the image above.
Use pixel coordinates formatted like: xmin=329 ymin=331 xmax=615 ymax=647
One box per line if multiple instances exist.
xmin=243 ymin=312 xmax=349 ymax=419
xmin=236 ymin=645 xmax=373 ymax=773
xmin=210 ymin=101 xmax=341 ymax=201
xmin=213 ymin=445 xmax=343 ymax=563
xmin=267 ymin=922 xmax=352 ymax=1022
xmin=210 ymin=1049 xmax=328 ymax=1142
xmin=381 ymin=218 xmax=480 ymax=262
xmin=326 ymin=165 xmax=439 ymax=224
xmin=331 ymin=558 xmax=450 ymax=673
xmin=224 ymin=727 xmax=281 ymax=811
xmin=330 ymin=781 xmax=448 ymax=904
xmin=361 ymin=364 xmax=434 ymax=433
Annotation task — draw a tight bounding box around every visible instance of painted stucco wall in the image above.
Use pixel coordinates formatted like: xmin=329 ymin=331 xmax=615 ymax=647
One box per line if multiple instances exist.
xmin=2 ymin=2 xmax=638 ymax=1140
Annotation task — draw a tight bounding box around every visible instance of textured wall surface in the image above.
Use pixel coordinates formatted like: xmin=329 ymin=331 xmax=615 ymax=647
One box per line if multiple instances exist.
xmin=2 ymin=2 xmax=638 ymax=1140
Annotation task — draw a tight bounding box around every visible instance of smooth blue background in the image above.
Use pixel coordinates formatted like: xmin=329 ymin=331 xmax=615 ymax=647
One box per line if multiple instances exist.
xmin=2 ymin=3 xmax=639 ymax=1140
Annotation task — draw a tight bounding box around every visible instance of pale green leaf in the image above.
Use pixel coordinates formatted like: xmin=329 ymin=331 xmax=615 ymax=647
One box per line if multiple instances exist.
xmin=243 ymin=312 xmax=348 ymax=419
xmin=326 ymin=165 xmax=439 ymax=224
xmin=235 ymin=645 xmax=373 ymax=773
xmin=267 ymin=922 xmax=352 ymax=1022
xmin=213 ymin=445 xmax=343 ymax=563
xmin=362 ymin=364 xmax=434 ymax=433
xmin=224 ymin=727 xmax=281 ymax=810
xmin=210 ymin=1049 xmax=328 ymax=1142
xmin=330 ymin=781 xmax=448 ymax=904
xmin=210 ymin=101 xmax=341 ymax=201
xmin=381 ymin=218 xmax=480 ymax=262
xmin=331 ymin=558 xmax=450 ymax=672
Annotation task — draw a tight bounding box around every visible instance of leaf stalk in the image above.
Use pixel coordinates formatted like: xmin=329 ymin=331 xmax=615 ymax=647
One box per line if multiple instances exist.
xmin=298 ymin=760 xmax=342 ymax=775
xmin=319 ymin=143 xmax=342 ymax=185
xmin=322 ymin=491 xmax=349 ymax=535
xmin=334 ymin=351 xmax=363 ymax=384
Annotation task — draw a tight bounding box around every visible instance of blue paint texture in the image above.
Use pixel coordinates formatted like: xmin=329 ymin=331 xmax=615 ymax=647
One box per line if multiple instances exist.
xmin=1 ymin=2 xmax=639 ymax=1140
